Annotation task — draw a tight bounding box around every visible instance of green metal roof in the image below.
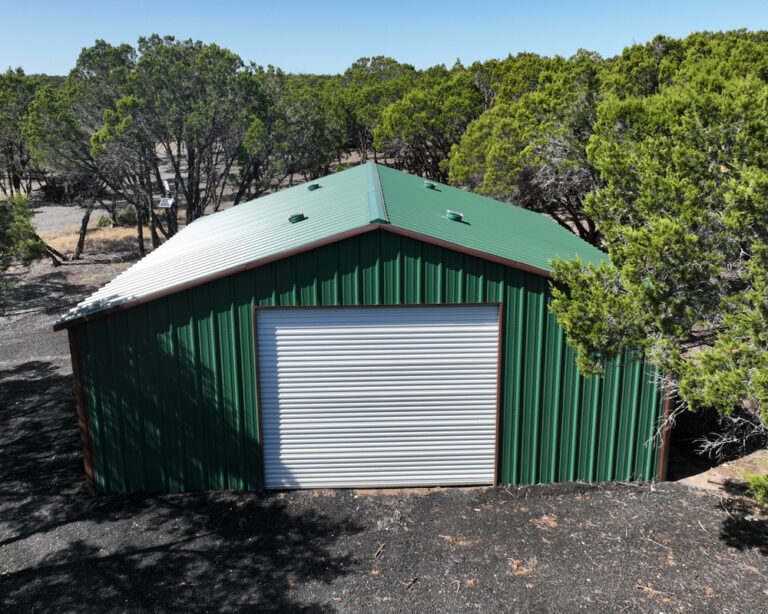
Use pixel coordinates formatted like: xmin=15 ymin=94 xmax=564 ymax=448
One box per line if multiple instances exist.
xmin=377 ymin=164 xmax=605 ymax=273
xmin=56 ymin=162 xmax=607 ymax=327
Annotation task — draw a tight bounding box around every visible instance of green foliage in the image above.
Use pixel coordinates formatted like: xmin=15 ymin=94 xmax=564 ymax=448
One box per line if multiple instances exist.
xmin=277 ymin=72 xmax=346 ymax=180
xmin=374 ymin=66 xmax=485 ymax=180
xmin=744 ymin=471 xmax=768 ymax=504
xmin=550 ymin=31 xmax=768 ymax=430
xmin=0 ymin=193 xmax=44 ymax=269
xmin=330 ymin=57 xmax=418 ymax=160
xmin=0 ymin=68 xmax=42 ymax=195
xmin=550 ymin=259 xmax=653 ymax=377
xmin=0 ymin=193 xmax=45 ymax=307
xmin=25 ymin=44 xmax=124 ymax=211
xmin=116 ymin=204 xmax=137 ymax=227
xmin=601 ymin=35 xmax=684 ymax=98
xmin=449 ymin=50 xmax=603 ymax=243
xmin=92 ymin=35 xmax=249 ymax=223
xmin=96 ymin=215 xmax=111 ymax=228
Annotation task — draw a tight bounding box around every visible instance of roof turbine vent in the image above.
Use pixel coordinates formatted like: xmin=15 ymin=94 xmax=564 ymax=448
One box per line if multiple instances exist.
xmin=288 ymin=212 xmax=307 ymax=224
xmin=307 ymin=183 xmax=320 ymax=191
xmin=424 ymin=181 xmax=436 ymax=190
xmin=446 ymin=209 xmax=464 ymax=222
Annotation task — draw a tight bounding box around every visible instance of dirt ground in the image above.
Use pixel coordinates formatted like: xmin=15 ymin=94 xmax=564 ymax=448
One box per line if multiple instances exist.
xmin=1 ymin=257 xmax=767 ymax=613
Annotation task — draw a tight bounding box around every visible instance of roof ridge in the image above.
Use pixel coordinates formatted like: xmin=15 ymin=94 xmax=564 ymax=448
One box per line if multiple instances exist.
xmin=366 ymin=162 xmax=389 ymax=224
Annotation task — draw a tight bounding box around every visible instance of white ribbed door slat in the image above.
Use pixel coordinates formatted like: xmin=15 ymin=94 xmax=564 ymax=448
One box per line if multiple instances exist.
xmin=256 ymin=305 xmax=499 ymax=488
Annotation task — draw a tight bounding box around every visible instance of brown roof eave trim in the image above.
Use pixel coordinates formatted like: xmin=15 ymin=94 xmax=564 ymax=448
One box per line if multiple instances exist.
xmin=68 ymin=327 xmax=96 ymax=495
xmin=53 ymin=224 xmax=382 ymax=331
xmin=377 ymin=224 xmax=553 ymax=279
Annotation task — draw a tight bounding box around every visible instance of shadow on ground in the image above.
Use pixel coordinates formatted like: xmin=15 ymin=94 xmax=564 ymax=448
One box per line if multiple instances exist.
xmin=0 ymin=359 xmax=362 ymax=612
xmin=0 ymin=493 xmax=361 ymax=612
xmin=717 ymin=481 xmax=768 ymax=556
xmin=1 ymin=270 xmax=98 ymax=317
xmin=0 ymin=360 xmax=81 ymax=496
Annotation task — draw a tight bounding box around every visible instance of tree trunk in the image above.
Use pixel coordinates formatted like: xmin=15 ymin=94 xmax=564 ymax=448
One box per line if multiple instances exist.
xmin=151 ymin=209 xmax=170 ymax=239
xmin=185 ymin=148 xmax=198 ymax=223
xmin=135 ymin=209 xmax=146 ymax=258
xmin=151 ymin=159 xmax=174 ymax=237
xmin=44 ymin=246 xmax=62 ymax=267
xmin=72 ymin=204 xmax=93 ymax=260
xmin=232 ymin=178 xmax=250 ymax=206
xmin=105 ymin=195 xmax=118 ymax=226
xmin=10 ymin=163 xmax=21 ymax=194
xmin=168 ymin=202 xmax=178 ymax=236
xmin=147 ymin=197 xmax=160 ymax=248
xmin=32 ymin=232 xmax=63 ymax=267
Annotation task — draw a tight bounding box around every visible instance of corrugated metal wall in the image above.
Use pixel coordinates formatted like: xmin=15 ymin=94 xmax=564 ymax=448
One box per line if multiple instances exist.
xmin=76 ymin=230 xmax=663 ymax=493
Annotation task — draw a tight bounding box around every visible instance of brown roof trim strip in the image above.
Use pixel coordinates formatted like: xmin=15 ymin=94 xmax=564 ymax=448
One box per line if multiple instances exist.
xmin=68 ymin=327 xmax=96 ymax=495
xmin=54 ymin=222 xmax=552 ymax=331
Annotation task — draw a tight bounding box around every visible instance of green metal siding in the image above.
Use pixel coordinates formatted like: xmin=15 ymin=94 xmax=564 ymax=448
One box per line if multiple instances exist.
xmin=77 ymin=230 xmax=663 ymax=493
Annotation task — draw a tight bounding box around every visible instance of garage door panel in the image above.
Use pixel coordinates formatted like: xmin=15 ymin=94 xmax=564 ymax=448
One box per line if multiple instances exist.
xmin=257 ymin=305 xmax=500 ymax=489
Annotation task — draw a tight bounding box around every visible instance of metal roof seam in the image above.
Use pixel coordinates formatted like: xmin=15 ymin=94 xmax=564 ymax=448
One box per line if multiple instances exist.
xmin=367 ymin=162 xmax=389 ymax=224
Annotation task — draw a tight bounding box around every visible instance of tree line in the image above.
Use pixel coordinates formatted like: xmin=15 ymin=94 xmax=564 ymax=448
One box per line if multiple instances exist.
xmin=3 ymin=30 xmax=768 ymax=448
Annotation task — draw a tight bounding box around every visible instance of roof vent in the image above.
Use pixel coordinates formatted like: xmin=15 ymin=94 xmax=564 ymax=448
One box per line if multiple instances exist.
xmin=424 ymin=181 xmax=436 ymax=190
xmin=446 ymin=209 xmax=464 ymax=222
xmin=307 ymin=183 xmax=320 ymax=191
xmin=288 ymin=212 xmax=307 ymax=224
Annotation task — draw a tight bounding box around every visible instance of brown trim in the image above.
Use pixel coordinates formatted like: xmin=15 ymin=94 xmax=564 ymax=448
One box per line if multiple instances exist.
xmin=252 ymin=306 xmax=267 ymax=490
xmin=53 ymin=224 xmax=382 ymax=332
xmin=378 ymin=224 xmax=553 ymax=280
xmin=54 ymin=223 xmax=553 ymax=332
xmin=253 ymin=301 xmax=503 ymax=311
xmin=656 ymin=392 xmax=673 ymax=482
xmin=67 ymin=327 xmax=96 ymax=495
xmin=493 ymin=303 xmax=503 ymax=487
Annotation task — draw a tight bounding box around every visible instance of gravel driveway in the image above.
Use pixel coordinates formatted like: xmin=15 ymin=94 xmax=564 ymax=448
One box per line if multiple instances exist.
xmin=1 ymin=259 xmax=767 ymax=613
xmin=31 ymin=204 xmax=93 ymax=232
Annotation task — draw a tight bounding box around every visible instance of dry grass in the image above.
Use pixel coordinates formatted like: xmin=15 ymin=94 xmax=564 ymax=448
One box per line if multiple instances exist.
xmin=39 ymin=225 xmax=152 ymax=256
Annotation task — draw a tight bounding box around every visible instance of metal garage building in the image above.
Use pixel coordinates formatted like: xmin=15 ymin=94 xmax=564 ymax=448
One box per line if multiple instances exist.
xmin=55 ymin=163 xmax=668 ymax=494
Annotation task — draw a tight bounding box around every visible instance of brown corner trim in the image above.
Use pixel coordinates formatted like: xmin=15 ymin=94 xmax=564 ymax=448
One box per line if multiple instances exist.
xmin=377 ymin=224 xmax=553 ymax=280
xmin=68 ymin=327 xmax=96 ymax=495
xmin=656 ymin=392 xmax=673 ymax=482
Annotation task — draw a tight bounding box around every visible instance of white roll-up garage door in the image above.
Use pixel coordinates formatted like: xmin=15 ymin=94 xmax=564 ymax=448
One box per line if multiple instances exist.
xmin=256 ymin=305 xmax=500 ymax=489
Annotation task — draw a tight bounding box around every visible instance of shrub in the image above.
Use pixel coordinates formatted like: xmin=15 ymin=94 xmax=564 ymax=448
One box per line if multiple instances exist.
xmin=116 ymin=204 xmax=137 ymax=227
xmin=96 ymin=215 xmax=111 ymax=228
xmin=744 ymin=471 xmax=768 ymax=505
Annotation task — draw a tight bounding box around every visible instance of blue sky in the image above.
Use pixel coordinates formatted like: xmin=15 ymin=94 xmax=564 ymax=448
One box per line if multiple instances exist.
xmin=3 ymin=0 xmax=768 ymax=75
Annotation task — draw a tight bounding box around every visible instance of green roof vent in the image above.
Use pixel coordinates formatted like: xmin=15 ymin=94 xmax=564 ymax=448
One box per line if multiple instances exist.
xmin=288 ymin=212 xmax=307 ymax=224
xmin=446 ymin=209 xmax=464 ymax=222
xmin=307 ymin=183 xmax=320 ymax=191
xmin=424 ymin=181 xmax=436 ymax=190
